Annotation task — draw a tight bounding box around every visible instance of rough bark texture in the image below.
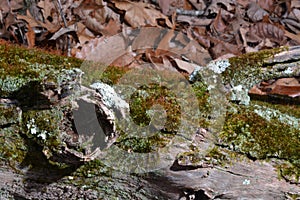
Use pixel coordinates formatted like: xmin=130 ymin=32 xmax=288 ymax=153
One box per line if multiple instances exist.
xmin=0 ymin=44 xmax=299 ymax=199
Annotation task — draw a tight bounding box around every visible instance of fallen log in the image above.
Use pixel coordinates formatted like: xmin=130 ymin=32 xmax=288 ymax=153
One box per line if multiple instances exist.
xmin=0 ymin=43 xmax=299 ymax=199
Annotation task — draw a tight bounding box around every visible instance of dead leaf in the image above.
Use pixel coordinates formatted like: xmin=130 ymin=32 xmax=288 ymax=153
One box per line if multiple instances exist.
xmin=113 ymin=1 xmax=172 ymax=28
xmin=76 ymin=35 xmax=128 ymax=65
xmin=247 ymin=3 xmax=269 ymax=22
xmin=50 ymin=27 xmax=76 ymax=40
xmin=250 ymin=78 xmax=300 ymax=98
xmin=0 ymin=0 xmax=24 ymax=13
xmin=205 ymin=0 xmax=236 ymax=14
xmin=158 ymin=0 xmax=171 ymax=15
xmin=191 ymin=27 xmax=210 ymax=48
xmin=132 ymin=27 xmax=163 ymax=50
xmin=210 ymin=40 xmax=241 ymax=58
xmin=211 ymin=9 xmax=227 ymax=33
xmin=257 ymin=0 xmax=275 ymax=12
xmin=284 ymin=30 xmax=300 ymax=44
xmin=177 ymin=15 xmax=212 ymax=26
xmin=247 ymin=22 xmax=286 ymax=45
xmin=26 ymin=25 xmax=35 ymax=48
xmin=187 ymin=0 xmax=207 ymax=10
xmin=110 ymin=52 xmax=136 ymax=67
xmin=74 ymin=0 xmax=120 ymax=35
xmin=17 ymin=10 xmax=61 ymax=33
xmin=174 ymin=58 xmax=197 ymax=74
xmin=74 ymin=22 xmax=95 ymax=44
xmin=291 ymin=0 xmax=300 ymax=8
xmin=37 ymin=0 xmax=57 ymax=21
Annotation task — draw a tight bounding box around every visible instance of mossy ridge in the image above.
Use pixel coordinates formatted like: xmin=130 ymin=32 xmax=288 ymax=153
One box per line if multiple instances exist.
xmin=0 ymin=43 xmax=82 ymax=95
xmin=223 ymin=47 xmax=286 ymax=88
xmin=219 ymin=106 xmax=300 ymax=182
xmin=0 ymin=43 xmax=82 ymax=76
xmin=252 ymin=100 xmax=300 ymax=119
xmin=80 ymin=62 xmax=130 ymax=86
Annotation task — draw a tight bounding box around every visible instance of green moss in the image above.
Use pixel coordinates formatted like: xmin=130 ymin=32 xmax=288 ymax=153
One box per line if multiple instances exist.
xmin=72 ymin=159 xmax=112 ymax=178
xmin=22 ymin=109 xmax=63 ymax=148
xmin=129 ymin=83 xmax=181 ymax=131
xmin=0 ymin=106 xmax=20 ymax=126
xmin=82 ymin=65 xmax=211 ymax=153
xmin=0 ymin=125 xmax=27 ymax=166
xmin=0 ymin=44 xmax=82 ymax=76
xmin=191 ymin=81 xmax=211 ymax=128
xmin=205 ymin=146 xmax=232 ymax=165
xmin=286 ymin=192 xmax=300 ymax=200
xmin=0 ymin=43 xmax=82 ymax=96
xmin=220 ymin=107 xmax=300 ymax=181
xmin=80 ymin=63 xmax=129 ymax=86
xmin=115 ymin=83 xmax=181 ymax=153
xmin=224 ymin=47 xmax=285 ymax=88
xmin=116 ymin=133 xmax=171 ymax=153
xmin=69 ymin=160 xmax=147 ymax=199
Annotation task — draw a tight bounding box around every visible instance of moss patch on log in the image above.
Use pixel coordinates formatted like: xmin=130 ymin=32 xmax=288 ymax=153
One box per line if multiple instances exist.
xmin=91 ymin=65 xmax=211 ymax=153
xmin=0 ymin=43 xmax=82 ymax=96
xmin=219 ymin=105 xmax=300 ymax=182
xmin=223 ymin=47 xmax=286 ymax=88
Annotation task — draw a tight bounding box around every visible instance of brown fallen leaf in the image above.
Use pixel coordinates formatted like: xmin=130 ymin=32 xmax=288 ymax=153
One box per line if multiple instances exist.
xmin=249 ymin=78 xmax=300 ymax=98
xmin=158 ymin=0 xmax=171 ymax=15
xmin=211 ymin=9 xmax=227 ymax=34
xmin=284 ymin=30 xmax=300 ymax=44
xmin=74 ymin=0 xmax=120 ymax=35
xmin=247 ymin=22 xmax=286 ymax=45
xmin=247 ymin=3 xmax=269 ymax=22
xmin=25 ymin=25 xmax=35 ymax=48
xmin=112 ymin=1 xmax=172 ymax=28
xmin=268 ymin=78 xmax=300 ymax=98
xmin=75 ymin=22 xmax=95 ymax=45
xmin=174 ymin=58 xmax=197 ymax=74
xmin=257 ymin=0 xmax=275 ymax=12
xmin=17 ymin=10 xmax=61 ymax=33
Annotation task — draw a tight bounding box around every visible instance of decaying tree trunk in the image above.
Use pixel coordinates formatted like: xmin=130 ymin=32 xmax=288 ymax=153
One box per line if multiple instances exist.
xmin=0 ymin=43 xmax=299 ymax=199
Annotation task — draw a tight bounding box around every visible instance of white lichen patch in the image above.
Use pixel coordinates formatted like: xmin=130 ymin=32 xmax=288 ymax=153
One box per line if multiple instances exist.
xmin=189 ymin=66 xmax=202 ymax=82
xmin=230 ymin=85 xmax=251 ymax=105
xmin=0 ymin=76 xmax=31 ymax=93
xmin=207 ymin=59 xmax=231 ymax=74
xmin=189 ymin=59 xmax=230 ymax=83
xmin=90 ymin=82 xmax=129 ymax=112
xmin=253 ymin=105 xmax=300 ymax=129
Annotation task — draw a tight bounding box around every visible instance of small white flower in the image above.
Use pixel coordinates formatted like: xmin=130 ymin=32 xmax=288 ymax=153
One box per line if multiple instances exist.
xmin=38 ymin=130 xmax=47 ymax=140
xmin=30 ymin=127 xmax=37 ymax=134
xmin=243 ymin=179 xmax=251 ymax=185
